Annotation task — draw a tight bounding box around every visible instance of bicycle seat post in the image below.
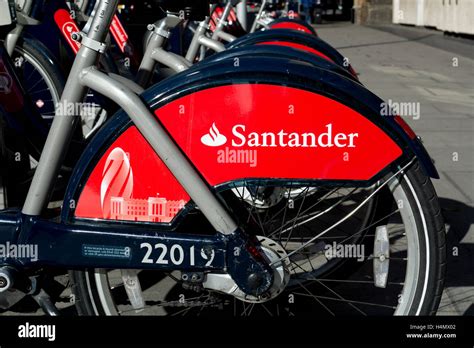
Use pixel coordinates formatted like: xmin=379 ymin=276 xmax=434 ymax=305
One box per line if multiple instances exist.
xmin=250 ymin=0 xmax=267 ymax=33
xmin=211 ymin=1 xmax=232 ymax=40
xmin=4 ymin=0 xmax=36 ymax=55
xmin=185 ymin=16 xmax=212 ymax=62
xmin=136 ymin=14 xmax=184 ymax=86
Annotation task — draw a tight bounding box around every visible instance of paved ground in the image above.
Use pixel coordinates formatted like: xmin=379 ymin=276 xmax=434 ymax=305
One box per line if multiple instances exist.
xmin=317 ymin=22 xmax=474 ymax=316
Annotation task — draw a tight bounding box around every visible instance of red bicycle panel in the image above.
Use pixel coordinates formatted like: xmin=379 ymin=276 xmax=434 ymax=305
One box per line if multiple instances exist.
xmin=156 ymin=84 xmax=401 ymax=185
xmin=75 ymin=127 xmax=190 ymax=222
xmin=258 ymin=42 xmax=332 ymax=62
xmin=75 ymin=84 xmax=402 ymax=222
xmin=110 ymin=15 xmax=129 ymax=53
xmin=269 ymin=21 xmax=313 ymax=35
xmin=54 ymin=9 xmax=81 ymax=54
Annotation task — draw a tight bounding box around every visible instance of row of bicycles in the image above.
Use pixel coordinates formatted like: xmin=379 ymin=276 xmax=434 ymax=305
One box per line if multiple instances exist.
xmin=0 ymin=0 xmax=445 ymax=316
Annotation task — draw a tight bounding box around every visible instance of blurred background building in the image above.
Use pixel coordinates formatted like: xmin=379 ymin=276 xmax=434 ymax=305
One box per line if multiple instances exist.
xmin=353 ymin=0 xmax=474 ymax=35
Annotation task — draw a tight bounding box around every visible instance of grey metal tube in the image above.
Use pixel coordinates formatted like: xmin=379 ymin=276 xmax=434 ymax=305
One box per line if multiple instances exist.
xmin=85 ymin=0 xmax=118 ymax=42
xmin=150 ymin=48 xmax=191 ymax=73
xmin=22 ymin=49 xmax=100 ymax=215
xmin=5 ymin=25 xmax=23 ymax=56
xmin=185 ymin=18 xmax=210 ymax=62
xmin=198 ymin=36 xmax=226 ymax=53
xmin=22 ymin=0 xmax=120 ymax=215
xmin=250 ymin=0 xmax=266 ymax=33
xmin=236 ymin=0 xmax=248 ymax=32
xmin=216 ymin=31 xmax=237 ymax=43
xmin=5 ymin=0 xmax=34 ymax=55
xmin=22 ymin=0 xmax=34 ymax=16
xmin=79 ymin=68 xmax=238 ymax=235
xmin=108 ymin=73 xmax=144 ymax=94
xmin=136 ymin=32 xmax=165 ymax=87
xmin=198 ymin=44 xmax=207 ymax=62
xmin=172 ymin=54 xmax=194 ymax=69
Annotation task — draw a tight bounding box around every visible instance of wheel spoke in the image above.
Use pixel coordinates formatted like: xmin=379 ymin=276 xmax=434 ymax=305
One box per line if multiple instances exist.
xmin=296 ymin=276 xmax=367 ymax=315
xmin=26 ymin=75 xmax=45 ymax=92
xmin=24 ymin=63 xmax=39 ymax=82
xmin=292 ymin=293 xmax=397 ymax=309
xmin=271 ymin=160 xmax=414 ymax=265
xmin=29 ymin=87 xmax=52 ymax=95
xmin=297 ymin=280 xmax=335 ymax=316
xmin=95 ymin=160 xmax=421 ymax=316
xmin=283 ymin=186 xmax=309 ymax=249
xmin=311 ymin=278 xmax=404 ymax=286
xmin=273 ymin=187 xmax=359 ymax=236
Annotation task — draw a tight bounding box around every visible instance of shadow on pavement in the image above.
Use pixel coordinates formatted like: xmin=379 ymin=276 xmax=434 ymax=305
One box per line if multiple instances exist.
xmin=334 ymin=34 xmax=436 ymax=50
xmin=438 ymin=197 xmax=474 ymax=315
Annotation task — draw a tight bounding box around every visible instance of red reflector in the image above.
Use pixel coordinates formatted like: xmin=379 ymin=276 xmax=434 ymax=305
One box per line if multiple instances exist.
xmin=394 ymin=115 xmax=417 ymax=139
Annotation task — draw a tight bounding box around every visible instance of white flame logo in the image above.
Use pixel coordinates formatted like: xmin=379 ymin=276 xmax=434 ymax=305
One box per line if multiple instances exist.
xmin=100 ymin=147 xmax=133 ymax=219
xmin=200 ymin=123 xmax=227 ymax=147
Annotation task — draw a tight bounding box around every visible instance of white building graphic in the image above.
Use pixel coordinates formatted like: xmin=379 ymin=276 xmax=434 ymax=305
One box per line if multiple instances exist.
xmin=110 ymin=196 xmax=186 ymax=223
xmin=101 ymin=147 xmax=186 ymax=223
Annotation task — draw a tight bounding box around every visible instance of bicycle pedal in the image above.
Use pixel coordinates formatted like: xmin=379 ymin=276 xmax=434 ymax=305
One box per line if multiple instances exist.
xmin=32 ymin=289 xmax=61 ymax=316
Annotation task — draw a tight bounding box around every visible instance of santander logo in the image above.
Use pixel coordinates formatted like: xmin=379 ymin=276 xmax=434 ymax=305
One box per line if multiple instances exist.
xmin=201 ymin=123 xmax=359 ymax=148
xmin=201 ymin=123 xmax=227 ymax=146
xmin=54 ymin=9 xmax=81 ymax=54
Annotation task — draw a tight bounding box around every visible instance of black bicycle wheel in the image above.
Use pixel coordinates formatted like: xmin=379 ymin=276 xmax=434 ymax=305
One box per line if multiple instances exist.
xmin=10 ymin=37 xmax=65 ymax=124
xmin=0 ymin=38 xmax=65 ymax=208
xmin=70 ymin=160 xmax=445 ymax=316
